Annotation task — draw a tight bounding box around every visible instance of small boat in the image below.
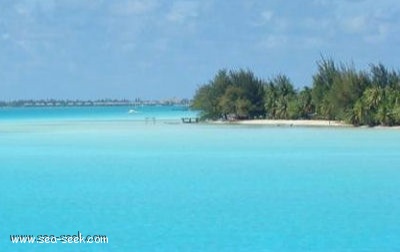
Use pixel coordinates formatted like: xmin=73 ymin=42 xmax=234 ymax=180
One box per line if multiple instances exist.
xmin=128 ymin=109 xmax=138 ymax=114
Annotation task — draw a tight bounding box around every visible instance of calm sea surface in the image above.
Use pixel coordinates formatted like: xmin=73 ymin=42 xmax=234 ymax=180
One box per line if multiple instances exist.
xmin=1 ymin=106 xmax=400 ymax=251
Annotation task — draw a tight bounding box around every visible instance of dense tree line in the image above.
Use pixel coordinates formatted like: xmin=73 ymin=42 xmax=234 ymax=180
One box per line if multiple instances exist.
xmin=192 ymin=58 xmax=400 ymax=126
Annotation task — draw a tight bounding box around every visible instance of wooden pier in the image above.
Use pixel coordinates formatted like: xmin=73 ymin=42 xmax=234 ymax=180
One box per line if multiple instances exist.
xmin=181 ymin=117 xmax=199 ymax=123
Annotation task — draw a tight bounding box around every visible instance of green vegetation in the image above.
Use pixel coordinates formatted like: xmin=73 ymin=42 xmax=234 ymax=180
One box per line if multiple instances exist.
xmin=192 ymin=69 xmax=265 ymax=120
xmin=192 ymin=58 xmax=400 ymax=126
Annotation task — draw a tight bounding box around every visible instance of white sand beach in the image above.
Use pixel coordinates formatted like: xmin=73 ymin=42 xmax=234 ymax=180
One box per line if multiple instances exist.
xmin=226 ymin=119 xmax=351 ymax=127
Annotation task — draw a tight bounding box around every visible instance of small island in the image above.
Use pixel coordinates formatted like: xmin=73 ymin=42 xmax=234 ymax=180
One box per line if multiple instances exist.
xmin=191 ymin=58 xmax=400 ymax=127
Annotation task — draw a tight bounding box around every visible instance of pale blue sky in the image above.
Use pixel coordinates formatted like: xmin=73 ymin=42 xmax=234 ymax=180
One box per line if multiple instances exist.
xmin=1 ymin=0 xmax=399 ymax=100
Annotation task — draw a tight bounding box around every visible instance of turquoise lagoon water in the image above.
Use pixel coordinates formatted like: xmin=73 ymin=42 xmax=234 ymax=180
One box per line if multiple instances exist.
xmin=0 ymin=105 xmax=194 ymax=122
xmin=1 ymin=106 xmax=400 ymax=251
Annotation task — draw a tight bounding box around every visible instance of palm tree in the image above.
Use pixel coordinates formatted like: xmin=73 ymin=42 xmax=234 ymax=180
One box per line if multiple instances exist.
xmin=275 ymin=96 xmax=290 ymax=119
xmin=297 ymin=87 xmax=314 ymax=119
xmin=264 ymin=83 xmax=278 ymax=119
xmin=363 ymin=86 xmax=383 ymax=111
xmin=347 ymin=100 xmax=365 ymax=126
xmin=376 ymin=103 xmax=393 ymax=126
xmin=267 ymin=75 xmax=296 ymax=119
xmin=312 ymin=57 xmax=338 ymax=115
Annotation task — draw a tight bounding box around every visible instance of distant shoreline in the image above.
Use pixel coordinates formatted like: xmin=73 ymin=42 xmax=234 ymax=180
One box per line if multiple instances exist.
xmin=0 ymin=99 xmax=190 ymax=108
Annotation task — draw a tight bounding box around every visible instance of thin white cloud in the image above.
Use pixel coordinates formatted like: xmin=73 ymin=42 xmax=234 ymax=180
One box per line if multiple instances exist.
xmin=258 ymin=34 xmax=327 ymax=50
xmin=258 ymin=35 xmax=288 ymax=49
xmin=111 ymin=0 xmax=159 ymax=16
xmin=1 ymin=33 xmax=10 ymax=41
xmin=254 ymin=0 xmax=400 ymax=50
xmin=301 ymin=17 xmax=332 ymax=32
xmin=14 ymin=3 xmax=31 ymax=16
xmin=104 ymin=0 xmax=162 ymax=54
xmin=364 ymin=24 xmax=390 ymax=44
xmin=13 ymin=0 xmax=60 ymax=16
xmin=342 ymin=16 xmax=368 ymax=33
xmin=261 ymin=10 xmax=274 ymax=22
xmin=252 ymin=10 xmax=274 ymax=26
xmin=36 ymin=0 xmax=56 ymax=13
xmin=334 ymin=0 xmax=400 ymax=43
xmin=312 ymin=0 xmax=325 ymax=4
xmin=0 ymin=0 xmax=105 ymax=71
xmin=52 ymin=0 xmax=105 ymax=11
xmin=254 ymin=10 xmax=289 ymax=37
xmin=166 ymin=1 xmax=199 ymax=23
xmin=302 ymin=36 xmax=326 ymax=48
xmin=121 ymin=42 xmax=136 ymax=52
